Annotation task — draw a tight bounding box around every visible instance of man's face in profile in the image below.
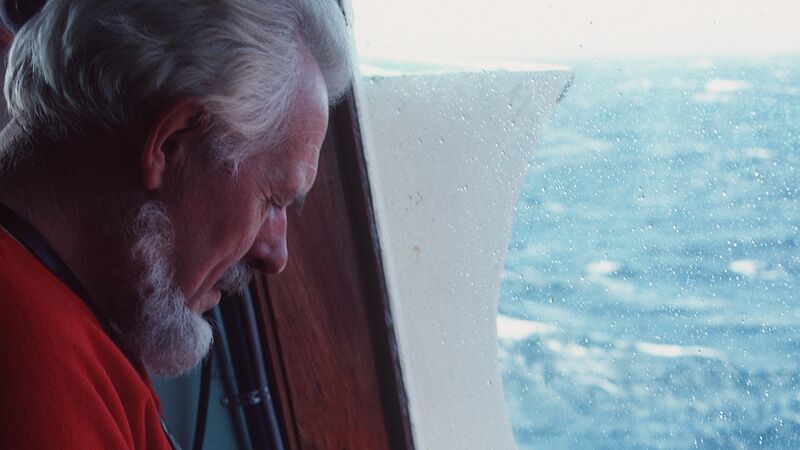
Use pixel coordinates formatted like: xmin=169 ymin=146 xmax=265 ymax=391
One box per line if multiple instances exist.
xmin=122 ymin=46 xmax=329 ymax=378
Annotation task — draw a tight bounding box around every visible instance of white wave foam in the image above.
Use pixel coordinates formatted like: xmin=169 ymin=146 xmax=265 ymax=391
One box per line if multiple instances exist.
xmin=692 ymin=79 xmax=751 ymax=104
xmin=742 ymin=147 xmax=773 ymax=160
xmin=586 ymin=260 xmax=635 ymax=299
xmin=728 ymin=259 xmax=786 ymax=280
xmin=586 ymin=260 xmax=620 ymax=276
xmin=635 ymin=342 xmax=724 ymax=359
xmin=729 ymin=259 xmax=759 ymax=277
xmin=671 ymin=295 xmax=722 ymax=311
xmin=604 ymin=279 xmax=636 ymax=299
xmin=705 ymin=79 xmax=751 ymax=93
xmin=535 ymin=129 xmax=611 ymax=157
xmin=543 ymin=201 xmax=565 ymax=214
xmin=497 ymin=315 xmax=558 ymax=340
xmin=574 ymin=374 xmax=624 ymax=397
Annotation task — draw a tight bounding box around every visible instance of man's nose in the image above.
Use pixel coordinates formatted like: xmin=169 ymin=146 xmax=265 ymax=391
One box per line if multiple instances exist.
xmin=244 ymin=208 xmax=288 ymax=274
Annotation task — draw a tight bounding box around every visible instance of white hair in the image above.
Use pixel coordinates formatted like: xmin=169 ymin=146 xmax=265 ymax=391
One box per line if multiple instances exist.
xmin=126 ymin=200 xmax=252 ymax=378
xmin=4 ymin=0 xmax=352 ymax=166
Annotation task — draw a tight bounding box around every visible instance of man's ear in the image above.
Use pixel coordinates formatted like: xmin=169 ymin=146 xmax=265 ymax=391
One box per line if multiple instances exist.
xmin=140 ymin=99 xmax=202 ymax=191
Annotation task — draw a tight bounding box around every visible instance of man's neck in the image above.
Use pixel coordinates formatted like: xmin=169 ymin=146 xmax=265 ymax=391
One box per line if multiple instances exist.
xmin=0 ymin=173 xmax=102 ymax=291
xmin=0 ymin=139 xmax=138 ymax=320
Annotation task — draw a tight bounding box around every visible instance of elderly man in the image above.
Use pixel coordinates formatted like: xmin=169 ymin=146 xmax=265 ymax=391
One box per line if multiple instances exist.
xmin=0 ymin=0 xmax=352 ymax=449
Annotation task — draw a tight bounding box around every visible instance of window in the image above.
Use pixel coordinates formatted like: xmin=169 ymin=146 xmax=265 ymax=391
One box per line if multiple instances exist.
xmin=499 ymin=56 xmax=800 ymax=448
xmin=351 ymin=1 xmax=800 ymax=449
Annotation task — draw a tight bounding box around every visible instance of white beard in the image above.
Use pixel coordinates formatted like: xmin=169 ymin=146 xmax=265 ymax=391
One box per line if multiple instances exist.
xmin=124 ymin=200 xmax=251 ymax=378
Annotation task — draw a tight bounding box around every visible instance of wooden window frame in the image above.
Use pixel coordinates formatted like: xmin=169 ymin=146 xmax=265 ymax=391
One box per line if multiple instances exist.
xmin=251 ymin=95 xmax=415 ymax=449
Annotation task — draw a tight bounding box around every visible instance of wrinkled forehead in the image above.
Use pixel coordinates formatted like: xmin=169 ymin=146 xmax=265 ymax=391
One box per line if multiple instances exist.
xmin=276 ymin=45 xmax=329 ymax=180
xmin=245 ymin=51 xmax=328 ymax=198
xmin=264 ymin=144 xmax=319 ymax=189
xmin=292 ymin=42 xmax=330 ymax=143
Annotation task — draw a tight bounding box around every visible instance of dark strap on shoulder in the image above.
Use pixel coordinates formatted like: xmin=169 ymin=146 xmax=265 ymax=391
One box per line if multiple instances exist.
xmin=0 ymin=202 xmax=94 ymax=304
xmin=0 ymin=202 xmax=181 ymax=450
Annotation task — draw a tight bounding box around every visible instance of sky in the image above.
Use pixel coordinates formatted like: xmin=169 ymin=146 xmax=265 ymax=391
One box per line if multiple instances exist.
xmin=349 ymin=0 xmax=800 ymax=62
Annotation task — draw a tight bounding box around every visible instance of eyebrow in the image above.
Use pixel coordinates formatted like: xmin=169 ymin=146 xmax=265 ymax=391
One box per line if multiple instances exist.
xmin=288 ymin=162 xmax=316 ymax=212
xmin=292 ymin=191 xmax=308 ymax=213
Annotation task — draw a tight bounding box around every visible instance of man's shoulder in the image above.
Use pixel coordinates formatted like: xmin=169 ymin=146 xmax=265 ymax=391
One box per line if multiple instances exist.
xmin=0 ymin=229 xmax=167 ymax=450
xmin=0 ymin=227 xmax=109 ymax=365
xmin=0 ymin=226 xmax=150 ymax=389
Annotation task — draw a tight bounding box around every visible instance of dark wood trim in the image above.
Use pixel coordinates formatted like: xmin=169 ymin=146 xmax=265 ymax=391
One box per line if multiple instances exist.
xmin=332 ymin=97 xmax=414 ymax=450
xmin=251 ymin=93 xmax=413 ymax=449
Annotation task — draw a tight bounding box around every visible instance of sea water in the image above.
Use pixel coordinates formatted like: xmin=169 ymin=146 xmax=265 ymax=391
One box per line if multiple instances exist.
xmin=499 ymin=56 xmax=800 ymax=449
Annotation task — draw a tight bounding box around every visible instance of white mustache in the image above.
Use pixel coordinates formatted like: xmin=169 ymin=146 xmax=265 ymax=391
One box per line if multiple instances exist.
xmin=213 ymin=261 xmax=253 ymax=294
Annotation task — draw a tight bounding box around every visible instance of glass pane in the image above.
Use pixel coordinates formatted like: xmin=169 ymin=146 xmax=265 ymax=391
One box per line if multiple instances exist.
xmin=499 ymin=57 xmax=800 ymax=448
xmin=351 ymin=1 xmax=800 ymax=448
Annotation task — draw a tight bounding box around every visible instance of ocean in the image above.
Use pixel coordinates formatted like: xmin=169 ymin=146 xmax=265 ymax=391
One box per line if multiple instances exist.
xmin=498 ymin=56 xmax=800 ymax=449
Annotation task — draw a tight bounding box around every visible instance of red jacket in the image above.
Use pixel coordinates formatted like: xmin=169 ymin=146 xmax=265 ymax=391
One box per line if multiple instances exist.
xmin=0 ymin=228 xmax=173 ymax=449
